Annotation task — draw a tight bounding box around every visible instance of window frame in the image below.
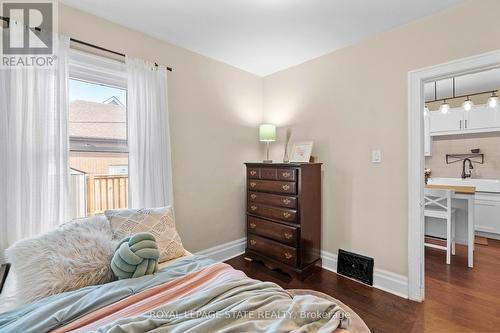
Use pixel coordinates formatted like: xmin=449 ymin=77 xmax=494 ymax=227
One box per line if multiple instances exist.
xmin=68 ymin=49 xmax=128 ymax=154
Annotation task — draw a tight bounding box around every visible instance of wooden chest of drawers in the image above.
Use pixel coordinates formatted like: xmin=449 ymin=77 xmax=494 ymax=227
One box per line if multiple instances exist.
xmin=245 ymin=163 xmax=322 ymax=278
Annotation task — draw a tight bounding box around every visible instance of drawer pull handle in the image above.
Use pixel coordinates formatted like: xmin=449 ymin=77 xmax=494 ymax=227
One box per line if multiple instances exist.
xmin=282 ymin=184 xmax=290 ymax=191
xmin=250 ymin=239 xmax=257 ymax=246
xmin=250 ymin=205 xmax=258 ymax=211
xmin=284 ymin=232 xmax=292 ymax=240
xmin=283 ymin=212 xmax=291 ymax=219
xmin=282 ymin=198 xmax=291 ymax=205
xmin=250 ymin=194 xmax=257 ymax=200
xmin=284 ymin=252 xmax=293 ymax=260
xmin=249 ymin=182 xmax=257 ymax=188
xmin=250 ymin=170 xmax=257 ymax=176
xmin=249 ymin=222 xmax=256 ymax=229
xmin=282 ymin=171 xmax=291 ymax=178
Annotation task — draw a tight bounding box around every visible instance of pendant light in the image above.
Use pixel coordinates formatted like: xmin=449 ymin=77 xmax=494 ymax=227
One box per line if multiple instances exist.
xmin=439 ymin=78 xmax=454 ymax=114
xmin=487 ymin=91 xmax=498 ymax=108
xmin=424 ymin=105 xmax=429 ymax=116
xmin=440 ymin=100 xmax=450 ymax=114
xmin=462 ymin=96 xmax=474 ymax=111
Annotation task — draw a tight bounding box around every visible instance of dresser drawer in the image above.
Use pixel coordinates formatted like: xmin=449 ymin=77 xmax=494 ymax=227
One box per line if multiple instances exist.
xmin=261 ymin=168 xmax=278 ymax=180
xmin=248 ymin=191 xmax=297 ymax=209
xmin=256 ymin=168 xmax=297 ymax=181
xmin=247 ymin=235 xmax=297 ymax=266
xmin=247 ymin=167 xmax=260 ymax=179
xmin=247 ymin=180 xmax=296 ymax=194
xmin=247 ymin=216 xmax=298 ymax=246
xmin=277 ymin=169 xmax=296 ymax=181
xmin=248 ymin=203 xmax=297 ymax=222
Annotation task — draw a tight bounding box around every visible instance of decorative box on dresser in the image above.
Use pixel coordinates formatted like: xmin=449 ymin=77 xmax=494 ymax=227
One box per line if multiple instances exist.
xmin=244 ymin=162 xmax=322 ymax=278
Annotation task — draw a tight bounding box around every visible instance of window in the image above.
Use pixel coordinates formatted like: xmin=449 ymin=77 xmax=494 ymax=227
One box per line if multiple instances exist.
xmin=68 ymin=50 xmax=128 ymax=218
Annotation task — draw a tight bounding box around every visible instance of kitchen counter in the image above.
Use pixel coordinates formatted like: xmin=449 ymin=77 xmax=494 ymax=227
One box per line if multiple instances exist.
xmin=427 ymin=177 xmax=500 ymax=193
xmin=426 ymin=184 xmax=475 ymax=195
xmin=427 ymin=177 xmax=500 ymax=240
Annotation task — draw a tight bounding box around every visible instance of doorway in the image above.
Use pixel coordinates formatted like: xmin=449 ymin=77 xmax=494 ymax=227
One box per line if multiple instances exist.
xmin=407 ymin=50 xmax=500 ymax=301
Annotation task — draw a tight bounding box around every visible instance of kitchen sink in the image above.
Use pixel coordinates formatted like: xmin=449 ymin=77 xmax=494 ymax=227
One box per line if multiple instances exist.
xmin=428 ymin=177 xmax=500 ymax=193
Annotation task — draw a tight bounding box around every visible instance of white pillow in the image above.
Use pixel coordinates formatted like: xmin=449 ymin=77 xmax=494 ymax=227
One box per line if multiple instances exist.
xmin=105 ymin=206 xmax=185 ymax=263
xmin=5 ymin=215 xmax=118 ymax=307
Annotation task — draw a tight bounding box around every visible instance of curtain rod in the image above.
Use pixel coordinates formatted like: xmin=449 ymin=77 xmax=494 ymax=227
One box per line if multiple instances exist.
xmin=70 ymin=38 xmax=173 ymax=72
xmin=0 ymin=16 xmax=173 ymax=72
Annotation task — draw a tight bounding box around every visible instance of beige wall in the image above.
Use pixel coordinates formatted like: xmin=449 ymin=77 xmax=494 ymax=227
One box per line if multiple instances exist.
xmin=59 ymin=5 xmax=264 ymax=252
xmin=60 ymin=0 xmax=500 ymax=275
xmin=262 ymin=0 xmax=500 ymax=275
xmin=426 ymin=134 xmax=500 ymax=179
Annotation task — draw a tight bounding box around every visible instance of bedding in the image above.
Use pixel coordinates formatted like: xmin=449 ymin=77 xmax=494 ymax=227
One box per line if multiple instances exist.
xmin=0 ymin=255 xmax=351 ymax=333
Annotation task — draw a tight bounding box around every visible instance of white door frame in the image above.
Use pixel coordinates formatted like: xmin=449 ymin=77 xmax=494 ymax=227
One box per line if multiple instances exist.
xmin=407 ymin=49 xmax=500 ymax=301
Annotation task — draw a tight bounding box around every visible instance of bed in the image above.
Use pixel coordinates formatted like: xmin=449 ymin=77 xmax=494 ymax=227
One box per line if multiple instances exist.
xmin=0 ymin=209 xmax=370 ymax=333
xmin=0 ymin=253 xmax=370 ymax=333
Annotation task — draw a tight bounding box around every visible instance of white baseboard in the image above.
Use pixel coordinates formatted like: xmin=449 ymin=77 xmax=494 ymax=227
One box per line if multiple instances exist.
xmin=195 ymin=239 xmax=408 ymax=299
xmin=476 ymin=231 xmax=500 ymax=241
xmin=195 ymin=237 xmax=246 ymax=262
xmin=321 ymin=250 xmax=408 ymax=299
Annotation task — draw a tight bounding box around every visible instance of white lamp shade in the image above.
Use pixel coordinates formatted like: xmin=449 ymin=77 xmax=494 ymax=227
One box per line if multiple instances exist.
xmin=440 ymin=102 xmax=450 ymax=114
xmin=488 ymin=95 xmax=499 ymax=108
xmin=259 ymin=124 xmax=276 ymax=142
xmin=462 ymin=99 xmax=474 ymax=111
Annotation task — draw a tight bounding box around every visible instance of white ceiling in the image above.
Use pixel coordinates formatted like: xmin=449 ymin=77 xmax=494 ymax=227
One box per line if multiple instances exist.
xmin=62 ymin=0 xmax=463 ymax=76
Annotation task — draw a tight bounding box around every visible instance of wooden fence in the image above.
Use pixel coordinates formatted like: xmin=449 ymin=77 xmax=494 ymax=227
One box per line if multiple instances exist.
xmin=86 ymin=175 xmax=128 ymax=215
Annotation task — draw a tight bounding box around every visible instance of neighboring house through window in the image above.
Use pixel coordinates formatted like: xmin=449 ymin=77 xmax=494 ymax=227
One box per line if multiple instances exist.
xmin=68 ymin=50 xmax=128 ymax=218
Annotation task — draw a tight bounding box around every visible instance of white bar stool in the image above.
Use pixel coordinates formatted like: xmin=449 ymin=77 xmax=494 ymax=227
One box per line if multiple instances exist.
xmin=424 ymin=188 xmax=456 ymax=265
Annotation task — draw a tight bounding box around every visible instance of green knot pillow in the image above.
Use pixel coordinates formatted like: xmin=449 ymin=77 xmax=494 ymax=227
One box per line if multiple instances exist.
xmin=111 ymin=232 xmax=160 ymax=280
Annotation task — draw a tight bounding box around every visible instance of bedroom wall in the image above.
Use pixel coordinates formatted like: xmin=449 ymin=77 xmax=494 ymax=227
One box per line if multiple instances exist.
xmin=59 ymin=4 xmax=263 ymax=252
xmin=262 ymin=0 xmax=500 ymax=275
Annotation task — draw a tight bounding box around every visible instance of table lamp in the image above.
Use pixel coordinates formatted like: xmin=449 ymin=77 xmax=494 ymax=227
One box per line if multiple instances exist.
xmin=259 ymin=124 xmax=276 ymax=163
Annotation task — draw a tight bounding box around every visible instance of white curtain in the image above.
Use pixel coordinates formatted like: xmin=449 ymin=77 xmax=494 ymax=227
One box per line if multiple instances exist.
xmin=0 ymin=36 xmax=71 ymax=260
xmin=126 ymin=57 xmax=173 ymax=208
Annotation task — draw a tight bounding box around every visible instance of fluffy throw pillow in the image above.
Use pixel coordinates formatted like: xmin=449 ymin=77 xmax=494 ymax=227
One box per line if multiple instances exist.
xmin=111 ymin=232 xmax=159 ymax=280
xmin=105 ymin=206 xmax=185 ymax=263
xmin=5 ymin=215 xmax=118 ymax=306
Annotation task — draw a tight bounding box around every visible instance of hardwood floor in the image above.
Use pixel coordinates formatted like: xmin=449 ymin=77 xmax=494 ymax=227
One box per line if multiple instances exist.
xmin=226 ymin=255 xmax=421 ymax=333
xmin=225 ymin=241 xmax=500 ymax=333
xmin=424 ymin=239 xmax=500 ymax=332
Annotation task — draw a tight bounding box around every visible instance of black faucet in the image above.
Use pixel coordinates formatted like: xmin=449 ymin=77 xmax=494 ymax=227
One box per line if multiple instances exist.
xmin=461 ymin=158 xmax=474 ymax=179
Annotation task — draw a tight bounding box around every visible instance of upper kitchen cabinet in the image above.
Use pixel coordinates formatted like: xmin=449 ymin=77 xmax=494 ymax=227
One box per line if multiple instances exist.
xmin=466 ymin=105 xmax=500 ymax=131
xmin=429 ymin=108 xmax=465 ymax=135
xmin=424 ymin=69 xmax=500 ymax=138
xmin=429 ymin=106 xmax=500 ymax=136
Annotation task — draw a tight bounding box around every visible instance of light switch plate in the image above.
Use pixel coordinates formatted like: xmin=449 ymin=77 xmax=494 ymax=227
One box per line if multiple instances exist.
xmin=372 ymin=150 xmax=381 ymax=163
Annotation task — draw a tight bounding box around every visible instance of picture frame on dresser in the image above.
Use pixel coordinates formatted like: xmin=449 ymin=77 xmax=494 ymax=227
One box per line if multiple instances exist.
xmin=245 ymin=162 xmax=322 ymax=279
xmin=289 ymin=141 xmax=313 ymax=163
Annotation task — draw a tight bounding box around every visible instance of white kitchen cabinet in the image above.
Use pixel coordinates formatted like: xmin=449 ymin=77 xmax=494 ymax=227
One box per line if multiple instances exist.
xmin=429 ymin=108 xmax=464 ymax=134
xmin=430 ymin=105 xmax=500 ymax=136
xmin=475 ymin=192 xmax=500 ymax=235
xmin=424 ymin=113 xmax=432 ymax=156
xmin=466 ymin=105 xmax=500 ymax=130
